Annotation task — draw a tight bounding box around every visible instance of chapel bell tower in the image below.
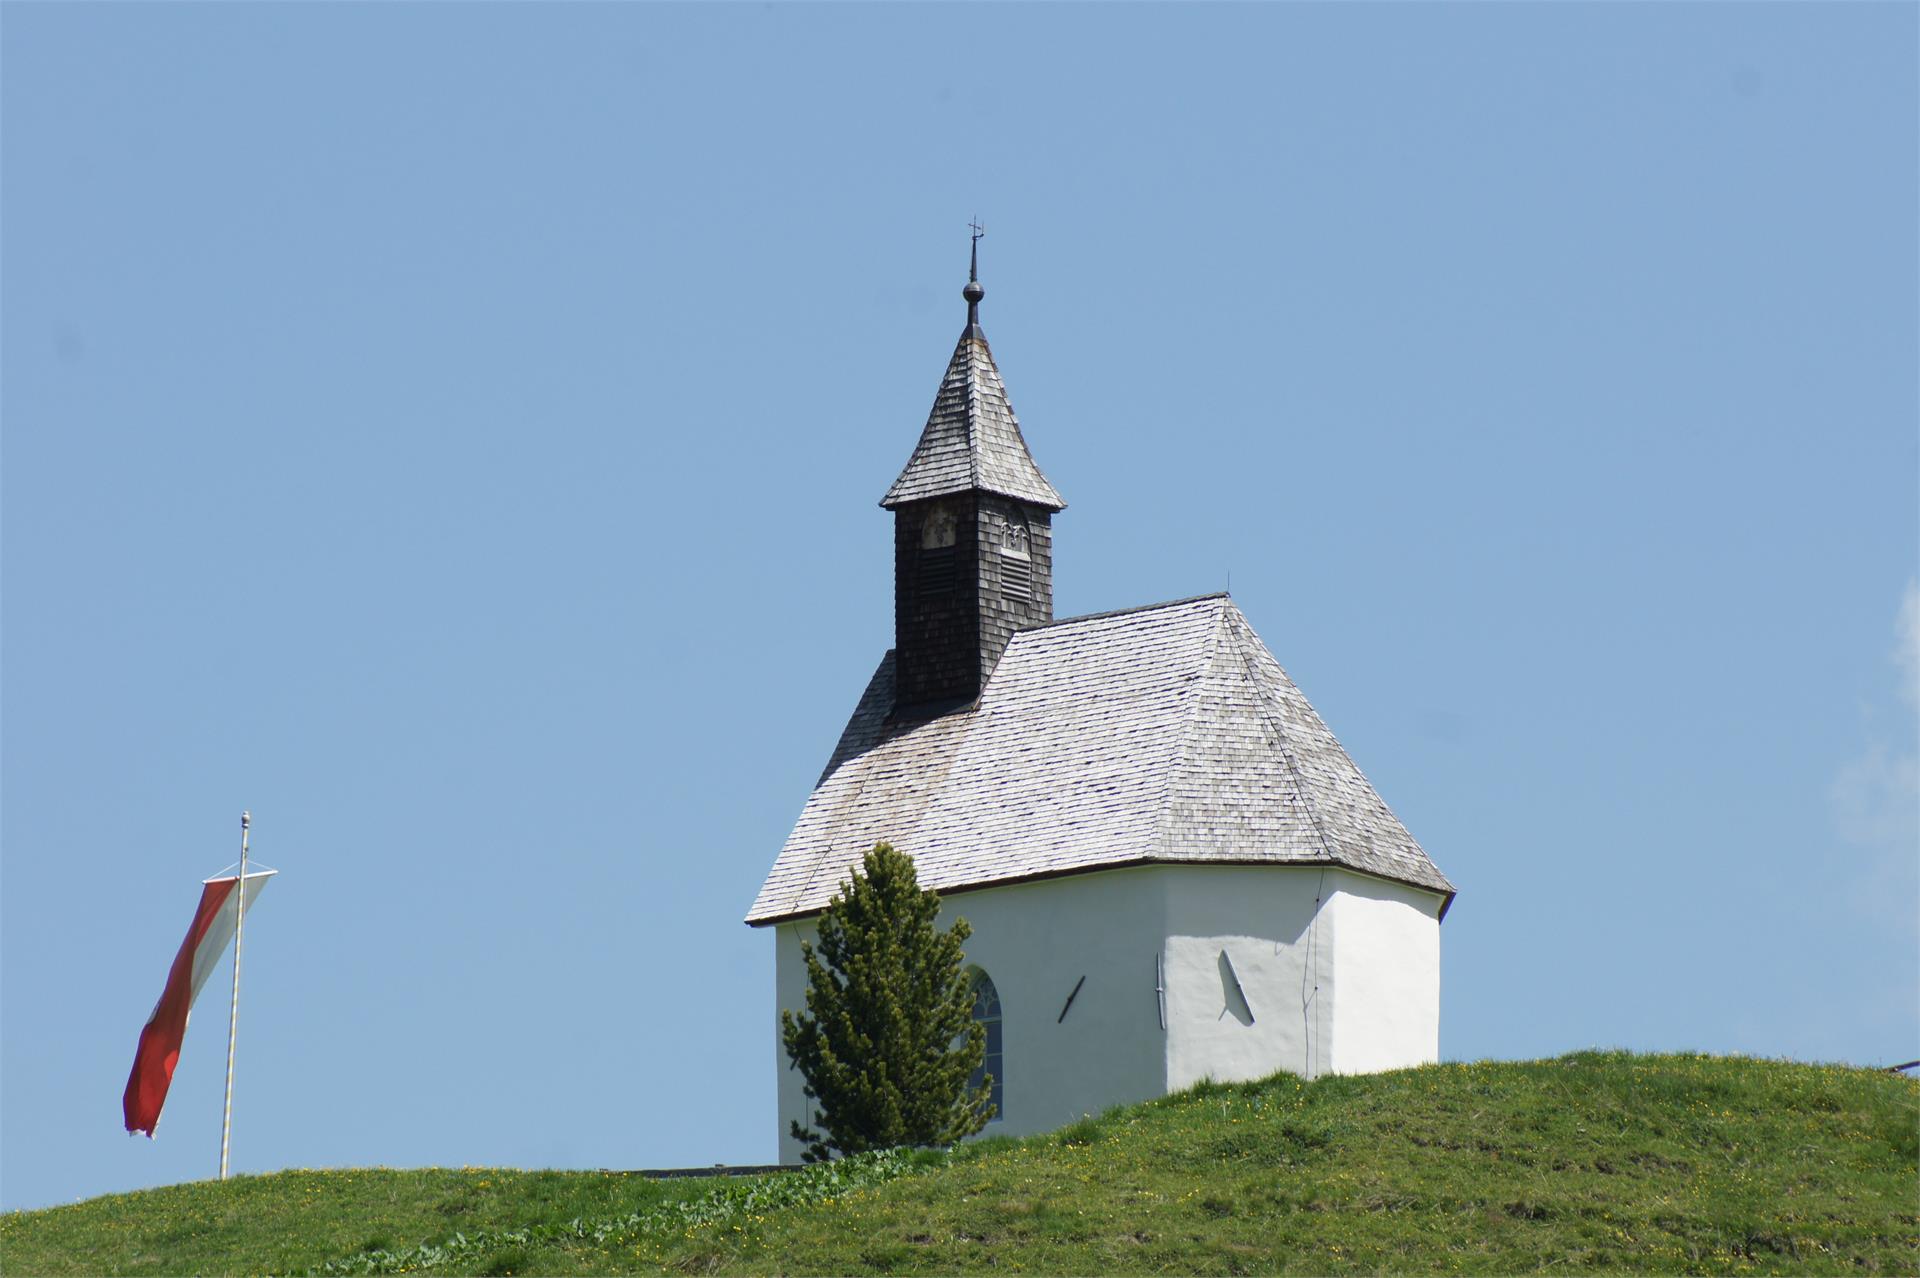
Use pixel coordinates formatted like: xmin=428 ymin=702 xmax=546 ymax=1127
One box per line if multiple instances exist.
xmin=881 ymin=238 xmax=1066 ymax=712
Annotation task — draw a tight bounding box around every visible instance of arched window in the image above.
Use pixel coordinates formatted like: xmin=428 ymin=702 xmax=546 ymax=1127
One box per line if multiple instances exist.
xmin=969 ymin=970 xmax=1004 ymax=1120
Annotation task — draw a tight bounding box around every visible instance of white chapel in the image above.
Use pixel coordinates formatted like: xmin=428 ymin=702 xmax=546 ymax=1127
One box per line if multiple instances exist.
xmin=746 ymin=253 xmax=1455 ymax=1161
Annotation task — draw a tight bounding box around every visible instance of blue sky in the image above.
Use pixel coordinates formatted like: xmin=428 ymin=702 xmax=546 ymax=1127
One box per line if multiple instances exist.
xmin=3 ymin=3 xmax=1914 ymax=1213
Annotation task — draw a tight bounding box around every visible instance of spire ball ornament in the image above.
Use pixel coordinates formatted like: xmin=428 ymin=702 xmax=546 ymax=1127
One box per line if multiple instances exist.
xmin=964 ymin=219 xmax=986 ymax=330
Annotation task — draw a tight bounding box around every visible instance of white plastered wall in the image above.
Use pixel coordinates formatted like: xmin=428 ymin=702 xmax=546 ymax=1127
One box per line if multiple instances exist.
xmin=1161 ymin=865 xmax=1333 ymax=1089
xmin=1325 ymin=869 xmax=1442 ymax=1074
xmin=772 ymin=866 xmax=1170 ymax=1163
xmin=768 ymin=863 xmax=1444 ymax=1161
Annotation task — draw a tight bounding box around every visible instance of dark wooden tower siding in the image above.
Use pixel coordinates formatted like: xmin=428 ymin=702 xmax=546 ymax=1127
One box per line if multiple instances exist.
xmin=892 ymin=494 xmax=1055 ymax=708
xmin=882 ymin=259 xmax=1065 ymax=712
xmin=893 ymin=496 xmax=981 ymax=708
xmin=974 ymin=494 xmax=1054 ymax=688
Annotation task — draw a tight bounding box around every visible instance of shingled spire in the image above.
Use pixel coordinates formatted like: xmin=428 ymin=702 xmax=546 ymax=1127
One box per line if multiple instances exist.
xmin=883 ymin=240 xmax=1067 ymax=711
xmin=880 ymin=239 xmax=1065 ymax=512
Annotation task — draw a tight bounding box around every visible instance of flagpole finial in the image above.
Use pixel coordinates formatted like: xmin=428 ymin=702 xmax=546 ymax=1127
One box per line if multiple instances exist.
xmin=241 ymin=811 xmax=250 ymax=830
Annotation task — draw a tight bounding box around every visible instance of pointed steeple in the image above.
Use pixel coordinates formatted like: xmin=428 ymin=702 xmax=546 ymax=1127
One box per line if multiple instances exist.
xmin=880 ymin=243 xmax=1065 ymax=512
xmin=883 ymin=238 xmax=1067 ymax=710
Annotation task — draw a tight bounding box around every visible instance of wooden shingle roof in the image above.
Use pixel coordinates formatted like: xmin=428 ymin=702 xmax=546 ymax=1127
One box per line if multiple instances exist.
xmin=746 ymin=594 xmax=1453 ymax=925
xmin=879 ymin=326 xmax=1066 ymax=512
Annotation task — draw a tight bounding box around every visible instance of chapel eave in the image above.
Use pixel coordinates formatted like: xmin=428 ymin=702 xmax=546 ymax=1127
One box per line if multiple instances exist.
xmin=744 ymin=856 xmax=1456 ymax=929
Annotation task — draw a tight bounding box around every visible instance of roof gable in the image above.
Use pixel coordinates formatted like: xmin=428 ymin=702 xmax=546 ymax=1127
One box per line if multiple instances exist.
xmin=879 ymin=331 xmax=1065 ymax=511
xmin=746 ymin=595 xmax=1451 ymax=925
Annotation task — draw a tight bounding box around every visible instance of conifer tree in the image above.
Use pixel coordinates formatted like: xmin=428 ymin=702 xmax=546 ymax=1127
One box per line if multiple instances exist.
xmin=780 ymin=842 xmax=992 ymax=1161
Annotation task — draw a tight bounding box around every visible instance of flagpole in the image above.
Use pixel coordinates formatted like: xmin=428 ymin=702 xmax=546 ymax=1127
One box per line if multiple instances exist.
xmin=220 ymin=810 xmax=249 ymax=1181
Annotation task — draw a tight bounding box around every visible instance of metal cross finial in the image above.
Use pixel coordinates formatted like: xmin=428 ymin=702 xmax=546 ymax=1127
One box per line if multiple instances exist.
xmin=962 ymin=219 xmax=987 ymax=331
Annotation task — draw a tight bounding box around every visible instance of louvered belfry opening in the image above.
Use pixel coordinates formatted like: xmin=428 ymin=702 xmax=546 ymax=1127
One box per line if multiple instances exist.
xmin=974 ymin=493 xmax=1053 ymax=684
xmin=880 ymin=257 xmax=1067 ymax=714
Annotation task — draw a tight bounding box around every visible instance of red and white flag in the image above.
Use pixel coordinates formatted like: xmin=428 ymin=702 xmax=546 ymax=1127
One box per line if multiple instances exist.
xmin=123 ymin=870 xmax=274 ymax=1136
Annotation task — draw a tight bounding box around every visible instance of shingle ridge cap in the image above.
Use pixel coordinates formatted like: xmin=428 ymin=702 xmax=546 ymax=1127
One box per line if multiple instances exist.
xmin=877 ymin=329 xmax=981 ymax=509
xmin=1025 ymin=592 xmax=1231 ymax=633
xmin=1223 ymin=607 xmax=1342 ymax=864
xmin=1231 ymin=617 xmax=1457 ymax=897
xmin=964 ymin=335 xmax=985 ymax=492
xmin=1148 ymin=599 xmax=1232 ymax=858
xmin=781 ymin=681 xmax=981 ymax=920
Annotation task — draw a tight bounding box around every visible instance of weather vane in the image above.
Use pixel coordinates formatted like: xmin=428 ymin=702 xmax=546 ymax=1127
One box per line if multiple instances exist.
xmin=969 ymin=218 xmax=985 ymax=282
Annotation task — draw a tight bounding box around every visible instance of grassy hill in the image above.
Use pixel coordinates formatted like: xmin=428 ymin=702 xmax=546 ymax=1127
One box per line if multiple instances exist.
xmin=4 ymin=1053 xmax=1913 ymax=1276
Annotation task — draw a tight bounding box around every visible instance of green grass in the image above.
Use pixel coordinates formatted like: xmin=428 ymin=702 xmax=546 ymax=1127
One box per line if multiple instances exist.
xmin=4 ymin=1053 xmax=1914 ymax=1276
xmin=0 ymin=1165 xmax=725 ymax=1277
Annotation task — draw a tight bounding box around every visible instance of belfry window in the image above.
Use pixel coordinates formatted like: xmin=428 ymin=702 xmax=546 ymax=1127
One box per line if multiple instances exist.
xmin=921 ymin=507 xmax=959 ymax=549
xmin=1000 ymin=513 xmax=1031 ymax=558
xmin=913 ymin=506 xmax=960 ymax=603
xmin=999 ymin=514 xmax=1033 ymax=600
xmin=969 ymin=969 xmax=1004 ymax=1120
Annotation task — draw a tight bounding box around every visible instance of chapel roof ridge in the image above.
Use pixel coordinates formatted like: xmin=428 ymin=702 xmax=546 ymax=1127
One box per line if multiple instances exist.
xmin=1027 ymin=592 xmax=1231 ymax=631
